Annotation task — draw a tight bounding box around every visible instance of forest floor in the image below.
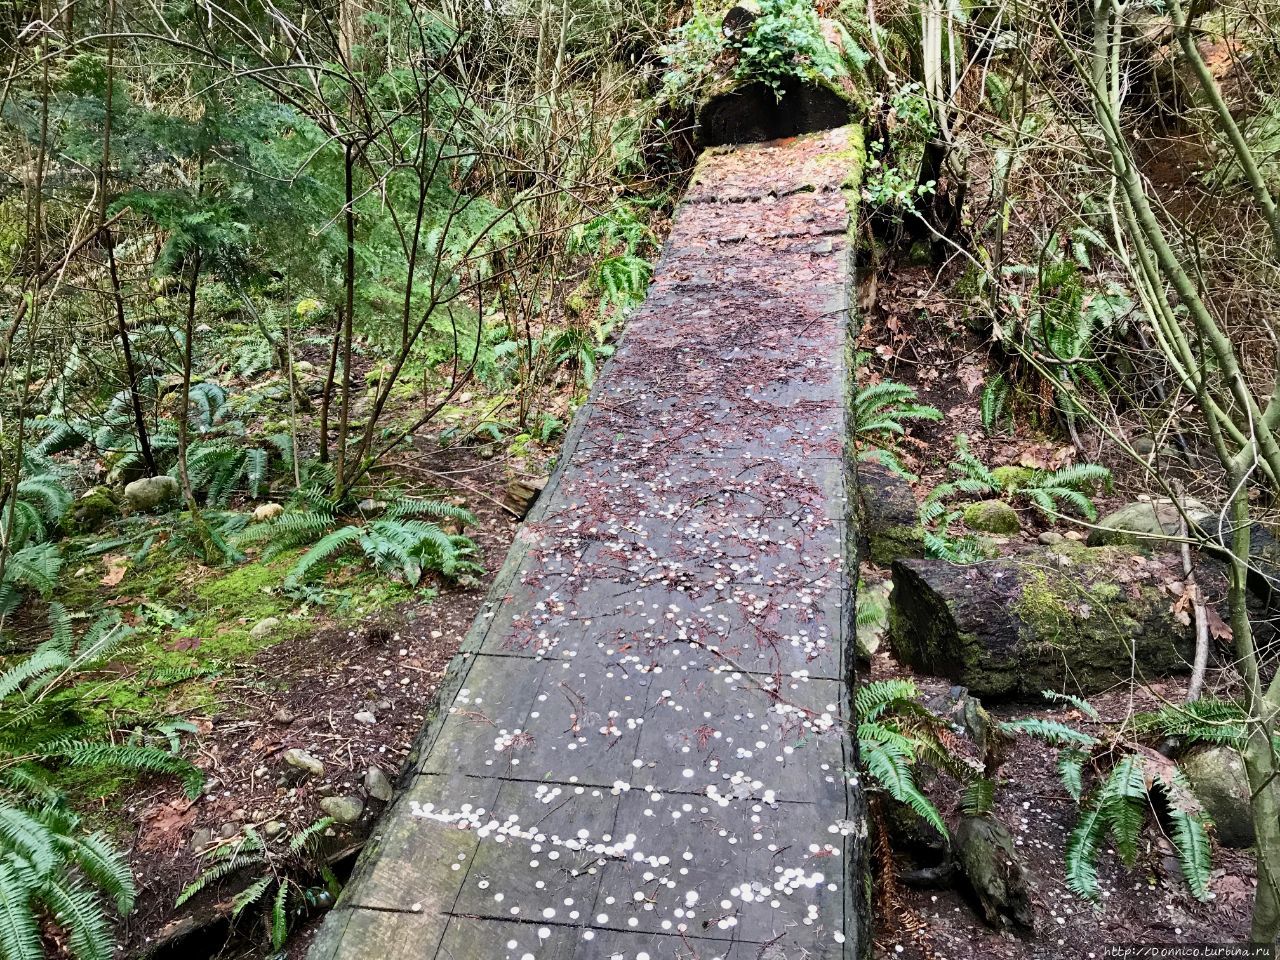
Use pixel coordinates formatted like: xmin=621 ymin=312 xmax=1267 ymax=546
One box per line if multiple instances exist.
xmin=109 ymin=436 xmax=536 ymax=956
xmin=859 ymin=260 xmax=1256 ymax=958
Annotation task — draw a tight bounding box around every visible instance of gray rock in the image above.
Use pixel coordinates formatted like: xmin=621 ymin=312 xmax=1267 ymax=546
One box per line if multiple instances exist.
xmin=955 ymin=814 xmax=1034 ymax=929
xmin=962 ymin=499 xmax=1020 ymax=535
xmin=357 ymin=499 xmax=385 ymax=517
xmin=1088 ymin=498 xmax=1208 ymax=547
xmin=263 ymin=820 xmax=287 ymax=838
xmin=1182 ymin=746 xmax=1255 ymax=847
xmin=272 ymin=706 xmax=296 ymax=725
xmin=857 ymin=462 xmax=923 ymax=565
xmin=219 ymin=821 xmax=242 ymax=840
xmin=123 ymin=475 xmax=180 ymax=512
xmin=282 ymin=748 xmax=325 ymax=778
xmin=319 ymin=795 xmax=364 ymax=824
xmin=250 ymin=617 xmax=281 ymax=639
xmin=365 ymin=765 xmax=394 ymax=802
xmin=189 ymin=827 xmax=213 ymax=852
xmin=1038 ymin=531 xmax=1066 ymax=546
xmin=353 ymin=711 xmax=378 ymax=726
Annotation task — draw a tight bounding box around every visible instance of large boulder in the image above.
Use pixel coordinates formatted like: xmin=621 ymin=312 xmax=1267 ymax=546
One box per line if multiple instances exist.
xmin=123 ymin=475 xmax=180 ymax=512
xmin=1087 ymin=498 xmax=1208 ymax=547
xmin=1181 ymin=746 xmax=1254 ymax=847
xmin=888 ymin=548 xmax=1198 ymax=699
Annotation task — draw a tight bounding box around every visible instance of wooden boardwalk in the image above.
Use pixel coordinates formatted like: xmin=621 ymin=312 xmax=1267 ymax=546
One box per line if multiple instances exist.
xmin=309 ymin=127 xmax=868 ymax=960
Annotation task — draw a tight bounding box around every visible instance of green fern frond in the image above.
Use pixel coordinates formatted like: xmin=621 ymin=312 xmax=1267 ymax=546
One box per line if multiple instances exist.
xmin=288 ymin=817 xmax=334 ymax=854
xmin=855 ymin=679 xmax=919 ymax=723
xmin=43 ymin=877 xmax=112 ymax=960
xmin=961 ymin=778 xmax=995 ymax=815
xmin=270 ymin=878 xmax=290 ymax=950
xmin=0 ymin=803 xmax=57 ymax=874
xmin=1041 ymin=690 xmax=1101 ymax=719
xmin=65 ymin=832 xmax=135 ymax=914
xmin=1058 ymin=748 xmax=1088 ymax=801
xmin=1103 ymin=755 xmax=1148 ymax=866
xmin=285 ymin=525 xmax=364 ymax=585
xmin=0 ymin=861 xmax=42 ymax=960
xmin=1000 ymin=717 xmax=1099 ymax=748
xmin=49 ymin=741 xmax=203 ymax=799
xmin=1064 ymin=794 xmax=1108 ymax=901
xmin=231 ymin=875 xmax=273 ymax=917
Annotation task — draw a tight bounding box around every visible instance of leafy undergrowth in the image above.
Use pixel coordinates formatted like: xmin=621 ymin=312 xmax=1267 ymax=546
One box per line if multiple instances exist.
xmin=857 ymin=259 xmax=1254 ymax=955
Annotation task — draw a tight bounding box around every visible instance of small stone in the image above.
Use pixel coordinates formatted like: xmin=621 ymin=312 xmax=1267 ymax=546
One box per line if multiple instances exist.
xmin=272 ymin=706 xmax=296 ymax=725
xmin=263 ymin=820 xmax=287 ymax=838
xmin=219 ymin=822 xmax=242 ymax=840
xmin=250 ymin=617 xmax=281 ymax=640
xmin=365 ymin=765 xmax=394 ymax=802
xmin=962 ymin=500 xmax=1021 ymax=535
xmin=373 ymin=700 xmax=392 ymax=713
xmin=1038 ymin=531 xmax=1066 ymax=546
xmin=189 ymin=827 xmax=213 ymax=852
xmin=319 ymin=795 xmax=364 ymax=824
xmin=283 ymin=748 xmax=325 ymax=778
xmin=253 ymin=503 xmax=284 ymax=523
xmin=354 ymin=711 xmax=378 ymax=726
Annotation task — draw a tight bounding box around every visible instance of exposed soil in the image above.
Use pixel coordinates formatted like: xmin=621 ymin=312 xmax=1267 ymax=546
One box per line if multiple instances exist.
xmin=859 ymin=256 xmax=1256 ymax=957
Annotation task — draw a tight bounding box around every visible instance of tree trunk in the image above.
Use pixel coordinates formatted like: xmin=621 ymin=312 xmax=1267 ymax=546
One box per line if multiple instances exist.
xmin=888 ymin=548 xmax=1205 ymax=699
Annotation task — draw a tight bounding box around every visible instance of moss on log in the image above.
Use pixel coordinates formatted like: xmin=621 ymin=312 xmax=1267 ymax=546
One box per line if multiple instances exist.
xmin=888 ymin=547 xmax=1197 ymax=699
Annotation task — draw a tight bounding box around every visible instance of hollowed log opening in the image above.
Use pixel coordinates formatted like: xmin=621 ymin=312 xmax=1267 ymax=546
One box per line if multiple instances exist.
xmin=697 ymin=78 xmax=852 ymax=146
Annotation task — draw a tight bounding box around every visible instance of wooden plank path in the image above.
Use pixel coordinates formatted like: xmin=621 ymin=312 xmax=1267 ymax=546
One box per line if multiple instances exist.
xmin=310 ymin=127 xmax=869 ymax=960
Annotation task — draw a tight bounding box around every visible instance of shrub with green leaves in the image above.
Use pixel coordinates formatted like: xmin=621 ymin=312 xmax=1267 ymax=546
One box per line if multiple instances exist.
xmin=660 ymin=0 xmax=864 ymax=107
xmin=1002 ymin=692 xmax=1214 ymax=902
xmin=0 ymin=604 xmax=203 ymax=960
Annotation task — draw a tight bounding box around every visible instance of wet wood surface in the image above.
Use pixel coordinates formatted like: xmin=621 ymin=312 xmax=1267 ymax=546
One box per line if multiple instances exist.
xmin=309 ymin=126 xmax=868 ymax=960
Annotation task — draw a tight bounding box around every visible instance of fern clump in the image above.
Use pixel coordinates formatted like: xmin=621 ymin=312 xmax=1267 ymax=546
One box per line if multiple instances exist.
xmin=918 ymin=435 xmax=1111 ymax=562
xmin=179 ymin=818 xmax=339 ymax=951
xmin=239 ymin=489 xmax=480 ymax=586
xmin=0 ymin=605 xmax=204 ymax=959
xmin=857 ymin=679 xmax=994 ymax=839
xmin=1002 ymin=691 xmax=1215 ymax=902
xmin=852 ymin=354 xmax=942 ymax=480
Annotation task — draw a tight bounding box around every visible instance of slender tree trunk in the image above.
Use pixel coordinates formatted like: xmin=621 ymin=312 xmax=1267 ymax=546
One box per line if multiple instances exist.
xmin=334 ymin=140 xmax=357 ymax=500
xmin=177 ymin=254 xmax=212 ymax=554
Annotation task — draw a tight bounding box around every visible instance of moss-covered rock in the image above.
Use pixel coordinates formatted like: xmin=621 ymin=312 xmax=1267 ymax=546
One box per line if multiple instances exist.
xmin=63 ymin=486 xmax=120 ymax=534
xmin=856 ymin=462 xmax=922 ymax=565
xmin=888 ymin=548 xmax=1197 ymax=699
xmin=962 ymin=499 xmax=1020 ymax=535
xmin=990 ymin=466 xmax=1035 ymax=491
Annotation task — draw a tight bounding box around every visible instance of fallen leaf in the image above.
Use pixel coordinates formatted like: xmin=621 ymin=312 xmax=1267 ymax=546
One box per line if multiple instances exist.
xmin=957 ymin=364 xmax=985 ymax=395
xmin=1207 ymin=605 xmax=1234 ymax=642
xmin=100 ymin=556 xmax=128 ymax=587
